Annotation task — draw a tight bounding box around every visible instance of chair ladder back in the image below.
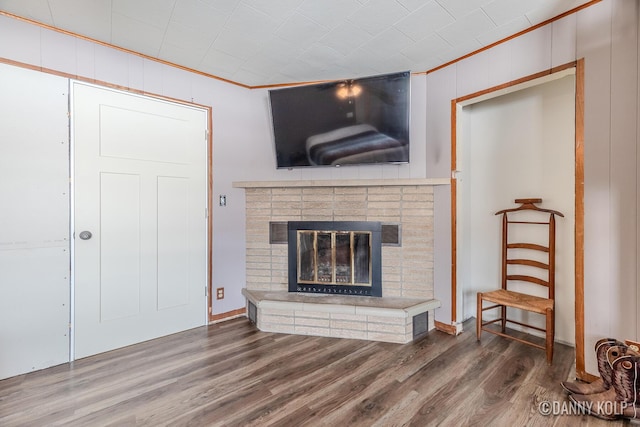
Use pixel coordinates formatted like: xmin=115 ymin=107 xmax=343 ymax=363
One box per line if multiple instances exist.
xmin=500 ymin=210 xmax=558 ymax=301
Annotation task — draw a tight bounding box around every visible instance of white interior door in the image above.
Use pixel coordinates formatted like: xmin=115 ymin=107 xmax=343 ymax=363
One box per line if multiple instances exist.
xmin=73 ymin=82 xmax=208 ymax=359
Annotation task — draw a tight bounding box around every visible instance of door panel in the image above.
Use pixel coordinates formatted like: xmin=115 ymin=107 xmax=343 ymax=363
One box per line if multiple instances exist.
xmin=100 ymin=172 xmax=141 ymax=321
xmin=73 ymin=82 xmax=207 ymax=359
xmin=157 ymin=177 xmax=190 ymax=309
xmin=99 ymin=104 xmax=191 ymax=164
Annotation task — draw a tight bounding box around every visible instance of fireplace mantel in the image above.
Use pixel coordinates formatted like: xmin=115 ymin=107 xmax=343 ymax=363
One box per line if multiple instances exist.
xmin=232 ymin=177 xmax=449 ymax=189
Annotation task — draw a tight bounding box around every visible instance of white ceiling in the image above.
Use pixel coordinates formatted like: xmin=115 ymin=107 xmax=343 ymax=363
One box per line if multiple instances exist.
xmin=0 ymin=0 xmax=593 ymax=87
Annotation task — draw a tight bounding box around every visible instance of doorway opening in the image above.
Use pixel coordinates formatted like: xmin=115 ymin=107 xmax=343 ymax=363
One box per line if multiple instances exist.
xmin=450 ymin=62 xmax=584 ymax=372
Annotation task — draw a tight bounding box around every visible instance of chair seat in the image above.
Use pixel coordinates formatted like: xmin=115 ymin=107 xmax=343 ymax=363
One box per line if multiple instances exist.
xmin=480 ymin=289 xmax=553 ymax=314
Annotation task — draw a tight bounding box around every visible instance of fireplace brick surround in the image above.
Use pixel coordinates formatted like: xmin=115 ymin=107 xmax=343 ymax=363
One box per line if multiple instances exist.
xmin=234 ymin=178 xmax=446 ymax=343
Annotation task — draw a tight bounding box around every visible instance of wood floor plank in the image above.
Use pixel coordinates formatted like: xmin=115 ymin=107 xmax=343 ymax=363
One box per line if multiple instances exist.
xmin=0 ymin=317 xmax=631 ymax=426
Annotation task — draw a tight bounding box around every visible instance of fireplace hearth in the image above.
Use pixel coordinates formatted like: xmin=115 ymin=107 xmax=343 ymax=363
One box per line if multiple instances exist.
xmin=288 ymin=221 xmax=382 ymax=297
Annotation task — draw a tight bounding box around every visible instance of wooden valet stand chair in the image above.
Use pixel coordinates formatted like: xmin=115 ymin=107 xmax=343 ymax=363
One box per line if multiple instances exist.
xmin=476 ymin=198 xmax=563 ymax=364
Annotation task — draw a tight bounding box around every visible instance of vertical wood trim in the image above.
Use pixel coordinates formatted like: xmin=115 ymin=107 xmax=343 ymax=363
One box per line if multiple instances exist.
xmin=450 ymin=99 xmax=458 ymax=324
xmin=574 ymin=58 xmax=587 ymax=380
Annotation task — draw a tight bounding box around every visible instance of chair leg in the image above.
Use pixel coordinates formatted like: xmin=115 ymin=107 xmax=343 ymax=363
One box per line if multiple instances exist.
xmin=545 ymin=307 xmax=554 ymax=364
xmin=476 ymin=293 xmax=482 ymax=340
xmin=501 ymin=305 xmax=507 ymax=333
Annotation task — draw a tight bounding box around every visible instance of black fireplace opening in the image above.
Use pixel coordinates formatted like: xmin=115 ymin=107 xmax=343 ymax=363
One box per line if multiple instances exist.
xmin=288 ymin=221 xmax=382 ymax=297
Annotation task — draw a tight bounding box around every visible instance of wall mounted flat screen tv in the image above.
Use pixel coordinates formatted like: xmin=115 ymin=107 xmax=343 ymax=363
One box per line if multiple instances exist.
xmin=268 ymin=71 xmax=410 ymax=168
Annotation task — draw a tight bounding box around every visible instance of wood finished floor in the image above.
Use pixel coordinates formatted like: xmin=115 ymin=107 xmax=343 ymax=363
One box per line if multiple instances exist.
xmin=0 ymin=318 xmax=634 ymax=427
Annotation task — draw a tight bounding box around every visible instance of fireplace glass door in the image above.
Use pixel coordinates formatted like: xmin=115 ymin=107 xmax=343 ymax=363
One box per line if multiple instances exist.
xmin=297 ymin=230 xmax=371 ymax=287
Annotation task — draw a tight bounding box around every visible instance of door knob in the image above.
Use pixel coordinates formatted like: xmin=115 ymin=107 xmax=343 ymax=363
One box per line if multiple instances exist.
xmin=79 ymin=231 xmax=93 ymax=240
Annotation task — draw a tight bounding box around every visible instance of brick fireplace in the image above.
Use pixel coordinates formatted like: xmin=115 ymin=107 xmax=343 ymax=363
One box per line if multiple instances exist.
xmin=234 ymin=178 xmax=445 ymax=343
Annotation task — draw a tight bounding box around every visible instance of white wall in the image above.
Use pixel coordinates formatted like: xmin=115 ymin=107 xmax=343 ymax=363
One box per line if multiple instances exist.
xmin=0 ymin=63 xmax=70 ymax=378
xmin=578 ymin=0 xmax=639 ymax=373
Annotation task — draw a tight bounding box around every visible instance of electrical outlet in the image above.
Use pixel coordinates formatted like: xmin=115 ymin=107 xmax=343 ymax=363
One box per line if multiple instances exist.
xmin=216 ymin=287 xmax=224 ymax=300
